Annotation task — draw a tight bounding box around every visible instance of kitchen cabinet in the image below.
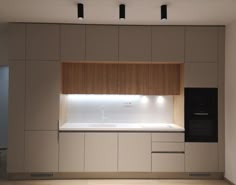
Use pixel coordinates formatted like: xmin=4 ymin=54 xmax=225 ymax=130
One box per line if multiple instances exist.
xmin=85 ymin=133 xmax=118 ymax=172
xmin=185 ymin=27 xmax=218 ymax=63
xmin=118 ymin=133 xmax=151 ymax=172
xmin=25 ymin=61 xmax=60 ymax=130
xmin=8 ymin=24 xmax=26 ymax=60
xmin=184 ymin=63 xmax=218 ymax=87
xmin=117 ymin=64 xmax=149 ymax=94
xmin=24 ymin=131 xmax=58 ymax=172
xmin=152 ymin=26 xmax=185 ymax=62
xmin=152 ymin=133 xmax=184 ymax=142
xmin=7 ymin=61 xmax=25 ymax=172
xmin=152 ymin=153 xmax=185 ymax=172
xmin=26 ymin=24 xmax=59 ymax=60
xmin=86 ymin=25 xmax=118 ymax=61
xmin=59 ymin=133 xmax=84 ymax=172
xmin=119 ymin=26 xmax=151 ymax=61
xmin=60 ymin=25 xmax=85 ymax=61
xmin=185 ymin=143 xmax=219 ymax=172
xmin=149 ymin=64 xmax=180 ymax=95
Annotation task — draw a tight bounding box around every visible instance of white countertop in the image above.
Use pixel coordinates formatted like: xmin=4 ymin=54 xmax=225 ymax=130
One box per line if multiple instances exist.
xmin=60 ymin=123 xmax=184 ymax=132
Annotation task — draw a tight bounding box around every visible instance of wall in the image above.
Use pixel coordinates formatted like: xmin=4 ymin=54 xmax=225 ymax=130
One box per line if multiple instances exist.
xmin=0 ymin=23 xmax=8 ymax=66
xmin=225 ymin=21 xmax=236 ymax=183
xmin=64 ymin=95 xmax=173 ymax=124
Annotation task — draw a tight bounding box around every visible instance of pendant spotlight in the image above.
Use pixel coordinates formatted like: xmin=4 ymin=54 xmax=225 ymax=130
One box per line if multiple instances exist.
xmin=161 ymin=4 xmax=167 ymax=20
xmin=77 ymin=3 xmax=84 ymax=20
xmin=119 ymin=4 xmax=125 ymax=20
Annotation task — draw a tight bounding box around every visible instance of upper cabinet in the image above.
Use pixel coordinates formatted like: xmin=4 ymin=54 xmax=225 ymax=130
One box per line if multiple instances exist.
xmin=61 ymin=25 xmax=86 ymax=61
xmin=185 ymin=27 xmax=218 ymax=63
xmin=26 ymin=24 xmax=59 ymax=61
xmin=119 ymin=26 xmax=151 ymax=61
xmin=8 ymin=24 xmax=26 ymax=60
xmin=25 ymin=61 xmax=60 ymax=130
xmin=86 ymin=25 xmax=118 ymax=61
xmin=152 ymin=26 xmax=185 ymax=62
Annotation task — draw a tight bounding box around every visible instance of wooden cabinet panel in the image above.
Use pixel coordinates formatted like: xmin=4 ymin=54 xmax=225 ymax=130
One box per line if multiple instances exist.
xmin=152 ymin=133 xmax=184 ymax=142
xmin=25 ymin=131 xmax=58 ymax=172
xmin=26 ymin=24 xmax=59 ymax=60
xmin=25 ymin=61 xmax=60 ymax=130
xmin=85 ymin=133 xmax=118 ymax=172
xmin=185 ymin=27 xmax=218 ymax=63
xmin=118 ymin=133 xmax=151 ymax=172
xmin=86 ymin=25 xmax=118 ymax=61
xmin=149 ymin=64 xmax=180 ymax=95
xmin=152 ymin=153 xmax=185 ymax=172
xmin=61 ymin=25 xmax=85 ymax=61
xmin=184 ymin=63 xmax=218 ymax=87
xmin=7 ymin=61 xmax=25 ymax=172
xmin=8 ymin=24 xmax=26 ymax=60
xmin=62 ymin=63 xmax=118 ymax=94
xmin=118 ymin=64 xmax=149 ymax=94
xmin=119 ymin=26 xmax=151 ymax=61
xmin=152 ymin=26 xmax=185 ymax=62
xmin=152 ymin=143 xmax=184 ymax=152
xmin=185 ymin=143 xmax=218 ymax=172
xmin=59 ymin=133 xmax=84 ymax=172
xmin=62 ymin=63 xmax=180 ymax=95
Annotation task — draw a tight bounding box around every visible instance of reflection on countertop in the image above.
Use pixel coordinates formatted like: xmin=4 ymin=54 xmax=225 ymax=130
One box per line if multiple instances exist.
xmin=59 ymin=123 xmax=184 ymax=132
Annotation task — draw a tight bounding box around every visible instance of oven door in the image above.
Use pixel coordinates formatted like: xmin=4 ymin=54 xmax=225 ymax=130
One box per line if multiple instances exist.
xmin=185 ymin=118 xmax=218 ymax=142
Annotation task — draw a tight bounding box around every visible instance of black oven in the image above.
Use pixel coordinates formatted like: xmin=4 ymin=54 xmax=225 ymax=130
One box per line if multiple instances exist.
xmin=185 ymin=88 xmax=218 ymax=142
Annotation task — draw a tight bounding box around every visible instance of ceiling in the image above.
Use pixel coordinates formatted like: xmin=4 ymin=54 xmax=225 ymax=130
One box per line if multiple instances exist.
xmin=1 ymin=0 xmax=236 ymax=25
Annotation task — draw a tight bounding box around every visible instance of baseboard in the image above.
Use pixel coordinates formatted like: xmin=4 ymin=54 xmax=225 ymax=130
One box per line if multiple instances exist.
xmin=224 ymin=177 xmax=236 ymax=185
xmin=8 ymin=172 xmax=224 ymax=180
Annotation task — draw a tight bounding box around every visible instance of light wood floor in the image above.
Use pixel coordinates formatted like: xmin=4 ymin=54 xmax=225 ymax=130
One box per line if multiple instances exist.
xmin=0 ymin=180 xmax=230 ymax=185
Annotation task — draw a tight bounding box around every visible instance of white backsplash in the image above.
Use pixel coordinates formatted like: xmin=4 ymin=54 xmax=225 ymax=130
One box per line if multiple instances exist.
xmin=64 ymin=95 xmax=173 ymax=124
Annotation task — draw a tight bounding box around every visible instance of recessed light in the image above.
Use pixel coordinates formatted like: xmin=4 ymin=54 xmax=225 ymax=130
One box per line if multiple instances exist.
xmin=119 ymin=4 xmax=125 ymax=20
xmin=77 ymin=3 xmax=84 ymax=20
xmin=161 ymin=4 xmax=167 ymax=20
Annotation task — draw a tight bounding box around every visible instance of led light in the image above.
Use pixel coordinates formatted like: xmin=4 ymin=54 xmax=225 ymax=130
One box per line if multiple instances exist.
xmin=77 ymin=3 xmax=84 ymax=19
xmin=119 ymin=4 xmax=125 ymax=20
xmin=141 ymin=96 xmax=149 ymax=104
xmin=156 ymin=96 xmax=165 ymax=104
xmin=161 ymin=4 xmax=167 ymax=20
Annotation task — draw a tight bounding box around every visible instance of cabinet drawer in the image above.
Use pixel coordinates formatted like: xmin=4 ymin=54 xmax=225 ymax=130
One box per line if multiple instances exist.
xmin=152 ymin=142 xmax=184 ymax=152
xmin=152 ymin=153 xmax=185 ymax=172
xmin=152 ymin=133 xmax=184 ymax=142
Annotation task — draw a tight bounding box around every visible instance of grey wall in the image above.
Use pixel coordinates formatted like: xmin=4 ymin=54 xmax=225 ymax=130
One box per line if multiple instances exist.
xmin=225 ymin=21 xmax=236 ymax=184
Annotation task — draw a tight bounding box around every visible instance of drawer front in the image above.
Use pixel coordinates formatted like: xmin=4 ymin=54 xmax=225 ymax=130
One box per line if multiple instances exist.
xmin=152 ymin=142 xmax=184 ymax=152
xmin=152 ymin=133 xmax=184 ymax=142
xmin=152 ymin=153 xmax=185 ymax=172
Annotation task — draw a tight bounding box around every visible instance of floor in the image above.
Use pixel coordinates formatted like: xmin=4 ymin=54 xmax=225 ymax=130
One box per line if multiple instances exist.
xmin=0 ymin=180 xmax=230 ymax=185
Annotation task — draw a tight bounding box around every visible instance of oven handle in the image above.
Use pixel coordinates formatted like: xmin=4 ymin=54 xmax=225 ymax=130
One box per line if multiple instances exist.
xmin=193 ymin=113 xmax=209 ymax=116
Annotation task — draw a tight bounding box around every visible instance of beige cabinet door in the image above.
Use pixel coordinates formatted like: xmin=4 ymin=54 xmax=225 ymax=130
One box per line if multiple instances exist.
xmin=152 ymin=153 xmax=185 ymax=172
xmin=185 ymin=143 xmax=219 ymax=172
xmin=118 ymin=133 xmax=151 ymax=172
xmin=185 ymin=27 xmax=218 ymax=63
xmin=25 ymin=131 xmax=58 ymax=172
xmin=85 ymin=133 xmax=118 ymax=172
xmin=152 ymin=26 xmax=185 ymax=62
xmin=26 ymin=24 xmax=59 ymax=60
xmin=184 ymin=63 xmax=218 ymax=87
xmin=25 ymin=61 xmax=60 ymax=130
xmin=8 ymin=24 xmax=26 ymax=60
xmin=61 ymin=25 xmax=85 ymax=61
xmin=86 ymin=25 xmax=118 ymax=61
xmin=119 ymin=26 xmax=151 ymax=61
xmin=7 ymin=61 xmax=25 ymax=172
xmin=59 ymin=133 xmax=84 ymax=172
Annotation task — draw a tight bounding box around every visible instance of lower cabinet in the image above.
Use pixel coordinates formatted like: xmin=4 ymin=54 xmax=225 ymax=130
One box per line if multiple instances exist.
xmin=24 ymin=131 xmax=59 ymax=172
xmin=152 ymin=153 xmax=185 ymax=172
xmin=59 ymin=133 xmax=84 ymax=172
xmin=85 ymin=133 xmax=118 ymax=172
xmin=185 ymin=143 xmax=219 ymax=172
xmin=118 ymin=133 xmax=151 ymax=172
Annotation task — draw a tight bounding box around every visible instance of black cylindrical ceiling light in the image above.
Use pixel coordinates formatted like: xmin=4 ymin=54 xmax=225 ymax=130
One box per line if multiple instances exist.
xmin=161 ymin=4 xmax=167 ymax=20
xmin=119 ymin=4 xmax=125 ymax=20
xmin=77 ymin=3 xmax=84 ymax=20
